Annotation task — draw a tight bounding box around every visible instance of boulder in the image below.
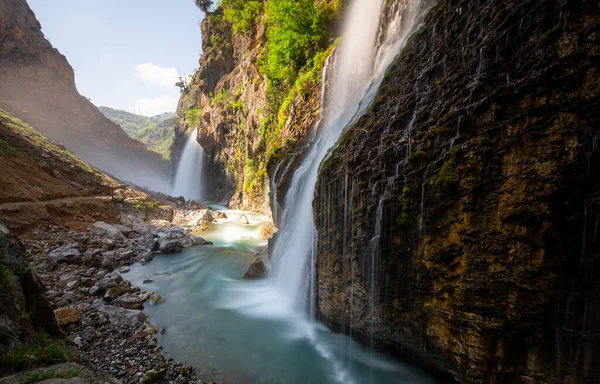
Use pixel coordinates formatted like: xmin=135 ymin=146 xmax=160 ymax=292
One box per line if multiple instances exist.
xmin=118 ymin=266 xmax=130 ymax=273
xmin=167 ymin=226 xmax=186 ymax=239
xmin=48 ymin=243 xmax=81 ymax=264
xmin=243 ymin=258 xmax=267 ymax=280
xmin=91 ymin=221 xmax=125 ymax=240
xmin=54 ymin=307 xmax=79 ymax=326
xmin=115 ymin=293 xmax=144 ymax=310
xmin=159 ymin=240 xmax=182 ymax=253
xmin=94 ymin=303 xmax=143 ymax=327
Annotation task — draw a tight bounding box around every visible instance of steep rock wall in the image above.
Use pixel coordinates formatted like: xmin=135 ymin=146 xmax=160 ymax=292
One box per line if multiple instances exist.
xmin=315 ymin=0 xmax=600 ymax=382
xmin=0 ymin=0 xmax=168 ymax=190
xmin=175 ymin=3 xmax=337 ymax=213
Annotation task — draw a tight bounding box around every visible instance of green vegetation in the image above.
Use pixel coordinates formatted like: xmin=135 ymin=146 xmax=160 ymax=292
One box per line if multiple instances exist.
xmin=538 ymin=25 xmax=562 ymax=47
xmin=396 ymin=186 xmax=412 ymax=226
xmin=0 ymin=109 xmax=97 ymax=175
xmin=135 ymin=200 xmax=160 ymax=210
xmin=222 ymin=0 xmax=263 ymax=35
xmin=18 ymin=366 xmax=81 ymax=384
xmin=0 ymin=139 xmax=16 ymax=155
xmin=194 ymin=0 xmax=213 ymax=13
xmin=262 ymin=0 xmax=334 ymax=104
xmin=408 ymin=150 xmax=428 ymax=166
xmin=431 ymin=157 xmax=459 ymax=194
xmin=0 ymin=331 xmax=74 ymax=374
xmin=99 ymin=107 xmax=175 ymax=161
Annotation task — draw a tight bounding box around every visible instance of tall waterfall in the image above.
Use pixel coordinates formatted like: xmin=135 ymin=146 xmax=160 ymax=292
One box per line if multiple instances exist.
xmin=171 ymin=128 xmax=205 ymax=201
xmin=271 ymin=0 xmax=433 ymax=310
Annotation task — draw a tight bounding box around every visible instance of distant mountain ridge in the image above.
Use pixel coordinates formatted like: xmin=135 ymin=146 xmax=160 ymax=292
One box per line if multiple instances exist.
xmin=99 ymin=107 xmax=175 ymax=161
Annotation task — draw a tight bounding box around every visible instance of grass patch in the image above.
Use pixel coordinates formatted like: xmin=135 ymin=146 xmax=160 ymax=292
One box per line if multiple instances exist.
xmin=0 ymin=139 xmax=16 ymax=155
xmin=18 ymin=366 xmax=81 ymax=384
xmin=1 ymin=331 xmax=74 ymax=374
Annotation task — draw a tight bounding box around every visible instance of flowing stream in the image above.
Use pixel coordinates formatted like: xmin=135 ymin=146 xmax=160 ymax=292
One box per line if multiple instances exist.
xmin=171 ymin=128 xmax=205 ymax=201
xmin=124 ymin=208 xmax=438 ymax=383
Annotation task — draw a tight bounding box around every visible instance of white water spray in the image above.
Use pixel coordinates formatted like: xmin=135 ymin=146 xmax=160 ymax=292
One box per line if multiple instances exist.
xmin=271 ymin=0 xmax=433 ymax=311
xmin=171 ymin=128 xmax=205 ymax=201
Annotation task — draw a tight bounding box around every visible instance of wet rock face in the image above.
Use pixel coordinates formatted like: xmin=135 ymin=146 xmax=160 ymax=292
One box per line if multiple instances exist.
xmin=315 ymin=0 xmax=600 ymax=383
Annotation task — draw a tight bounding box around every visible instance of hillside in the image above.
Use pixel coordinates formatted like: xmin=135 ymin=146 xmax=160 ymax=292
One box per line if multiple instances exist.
xmin=100 ymin=107 xmax=175 ymax=161
xmin=0 ymin=0 xmax=169 ymax=191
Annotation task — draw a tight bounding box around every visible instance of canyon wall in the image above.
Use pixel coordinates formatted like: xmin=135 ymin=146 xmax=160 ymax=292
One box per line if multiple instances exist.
xmin=175 ymin=2 xmax=338 ymax=213
xmin=315 ymin=0 xmax=600 ymax=383
xmin=0 ymin=0 xmax=169 ymax=191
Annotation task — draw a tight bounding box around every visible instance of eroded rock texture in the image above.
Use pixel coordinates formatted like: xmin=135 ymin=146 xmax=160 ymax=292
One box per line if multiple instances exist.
xmin=315 ymin=0 xmax=600 ymax=382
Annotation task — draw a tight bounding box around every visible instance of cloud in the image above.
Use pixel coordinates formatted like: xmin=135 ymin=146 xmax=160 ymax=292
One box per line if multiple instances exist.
xmin=134 ymin=94 xmax=178 ymax=117
xmin=134 ymin=63 xmax=179 ymax=88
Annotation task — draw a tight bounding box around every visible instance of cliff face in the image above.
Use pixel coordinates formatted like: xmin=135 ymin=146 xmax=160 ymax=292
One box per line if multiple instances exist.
xmin=176 ymin=9 xmax=268 ymax=210
xmin=0 ymin=0 xmax=168 ymax=191
xmin=176 ymin=4 xmax=336 ymax=213
xmin=315 ymin=0 xmax=600 ymax=383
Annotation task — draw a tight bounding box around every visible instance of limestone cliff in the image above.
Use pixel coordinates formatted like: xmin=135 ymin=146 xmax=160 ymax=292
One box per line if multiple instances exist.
xmin=315 ymin=0 xmax=600 ymax=383
xmin=0 ymin=0 xmax=169 ymax=190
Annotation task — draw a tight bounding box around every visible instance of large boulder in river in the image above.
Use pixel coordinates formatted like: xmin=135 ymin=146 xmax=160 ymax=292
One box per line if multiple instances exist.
xmin=243 ymin=258 xmax=267 ymax=280
xmin=0 ymin=223 xmax=61 ymax=343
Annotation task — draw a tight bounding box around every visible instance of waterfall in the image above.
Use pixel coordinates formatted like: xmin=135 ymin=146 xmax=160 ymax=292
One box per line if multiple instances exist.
xmin=271 ymin=0 xmax=433 ymax=310
xmin=171 ymin=128 xmax=205 ymax=201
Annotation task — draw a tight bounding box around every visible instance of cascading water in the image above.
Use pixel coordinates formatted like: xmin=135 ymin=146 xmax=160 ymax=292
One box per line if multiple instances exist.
xmin=271 ymin=0 xmax=433 ymax=311
xmin=171 ymin=128 xmax=205 ymax=201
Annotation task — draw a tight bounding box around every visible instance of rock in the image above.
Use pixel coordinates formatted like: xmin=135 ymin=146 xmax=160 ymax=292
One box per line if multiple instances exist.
xmin=54 ymin=307 xmax=79 ymax=326
xmin=118 ymin=266 xmax=130 ymax=273
xmin=48 ymin=243 xmax=81 ymax=264
xmin=158 ymin=240 xmax=182 ymax=253
xmin=119 ymin=250 xmax=134 ymax=259
xmin=112 ymin=195 xmax=125 ymax=203
xmin=167 ymin=226 xmax=186 ymax=239
xmin=243 ymin=258 xmax=267 ymax=280
xmin=238 ymin=214 xmax=249 ymax=225
xmin=148 ymin=220 xmax=171 ymax=229
xmin=88 ymin=286 xmax=103 ymax=296
xmin=142 ymin=368 xmax=166 ymax=383
xmin=143 ymin=279 xmax=153 ymax=284
xmin=214 ymin=212 xmax=227 ymax=220
xmin=94 ymin=303 xmax=143 ymax=327
xmin=115 ymin=293 xmax=144 ymax=310
xmin=91 ymin=221 xmax=125 ymax=240
xmin=259 ymin=222 xmax=278 ymax=240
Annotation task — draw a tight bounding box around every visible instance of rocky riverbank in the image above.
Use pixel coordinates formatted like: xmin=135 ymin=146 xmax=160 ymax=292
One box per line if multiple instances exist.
xmin=1 ymin=187 xmax=223 ymax=384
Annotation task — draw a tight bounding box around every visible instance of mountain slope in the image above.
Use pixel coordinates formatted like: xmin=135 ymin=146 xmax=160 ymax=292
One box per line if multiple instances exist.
xmin=0 ymin=0 xmax=168 ymax=192
xmin=99 ymin=107 xmax=175 ymax=161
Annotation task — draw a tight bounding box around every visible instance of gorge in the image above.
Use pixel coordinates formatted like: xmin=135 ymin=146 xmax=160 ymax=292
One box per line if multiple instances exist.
xmin=1 ymin=0 xmax=599 ymax=383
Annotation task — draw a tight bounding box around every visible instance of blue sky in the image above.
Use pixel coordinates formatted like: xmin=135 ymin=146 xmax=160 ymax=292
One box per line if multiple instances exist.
xmin=27 ymin=0 xmax=205 ymax=117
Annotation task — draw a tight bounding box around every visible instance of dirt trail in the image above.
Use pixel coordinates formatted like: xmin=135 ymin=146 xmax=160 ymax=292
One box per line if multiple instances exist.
xmin=0 ymin=195 xmax=110 ymax=211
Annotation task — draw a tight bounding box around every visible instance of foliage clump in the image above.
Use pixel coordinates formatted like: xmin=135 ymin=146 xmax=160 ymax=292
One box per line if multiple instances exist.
xmin=0 ymin=139 xmax=16 ymax=156
xmin=0 ymin=331 xmax=74 ymax=374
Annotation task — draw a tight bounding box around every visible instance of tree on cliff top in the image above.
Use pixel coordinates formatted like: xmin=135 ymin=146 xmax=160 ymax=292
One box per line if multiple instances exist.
xmin=194 ymin=0 xmax=213 ymax=13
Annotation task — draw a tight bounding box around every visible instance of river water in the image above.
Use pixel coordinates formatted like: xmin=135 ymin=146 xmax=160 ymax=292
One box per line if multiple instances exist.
xmin=123 ymin=207 xmax=438 ymax=384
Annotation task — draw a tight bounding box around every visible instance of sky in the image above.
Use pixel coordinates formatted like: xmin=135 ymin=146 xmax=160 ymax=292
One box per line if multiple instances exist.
xmin=27 ymin=0 xmax=205 ymax=117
